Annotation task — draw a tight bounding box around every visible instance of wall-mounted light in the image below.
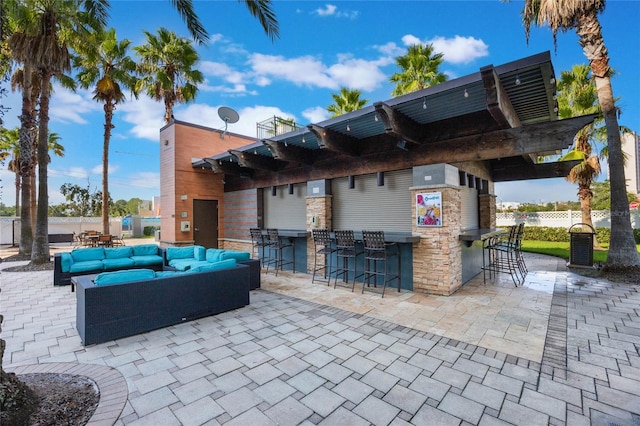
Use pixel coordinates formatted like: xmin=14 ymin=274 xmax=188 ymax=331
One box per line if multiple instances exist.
xmin=348 ymin=175 xmax=355 ymax=189
xmin=397 ymin=140 xmax=408 ymax=151
xmin=288 ymin=184 xmax=294 ymax=194
xmin=377 ymin=172 xmax=384 ymax=187
xmin=221 ymin=179 xmax=226 ymax=185
xmin=271 ymin=186 xmax=277 ymax=196
xmin=163 ymin=139 xmax=169 ymax=146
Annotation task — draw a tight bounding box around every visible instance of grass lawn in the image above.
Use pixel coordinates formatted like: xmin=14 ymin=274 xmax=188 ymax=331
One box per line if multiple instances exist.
xmin=521 ymin=240 xmax=640 ymax=264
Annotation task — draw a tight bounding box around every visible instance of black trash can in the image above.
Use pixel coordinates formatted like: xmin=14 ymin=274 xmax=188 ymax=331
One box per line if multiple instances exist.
xmin=568 ymin=223 xmax=595 ymax=268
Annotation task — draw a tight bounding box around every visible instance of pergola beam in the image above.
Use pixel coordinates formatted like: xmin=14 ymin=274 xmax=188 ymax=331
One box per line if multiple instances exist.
xmin=307 ymin=124 xmax=360 ymax=156
xmin=263 ymin=139 xmax=316 ymax=165
xmin=228 ymin=149 xmax=286 ymax=171
xmin=373 ymin=101 xmax=424 ymax=145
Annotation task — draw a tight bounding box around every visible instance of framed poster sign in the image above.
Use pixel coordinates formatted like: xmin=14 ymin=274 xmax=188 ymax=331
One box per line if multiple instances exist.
xmin=416 ymin=192 xmax=442 ymax=227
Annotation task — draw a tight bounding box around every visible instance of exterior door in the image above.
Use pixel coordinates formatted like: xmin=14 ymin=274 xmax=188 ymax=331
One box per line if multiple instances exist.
xmin=193 ymin=199 xmax=218 ymax=248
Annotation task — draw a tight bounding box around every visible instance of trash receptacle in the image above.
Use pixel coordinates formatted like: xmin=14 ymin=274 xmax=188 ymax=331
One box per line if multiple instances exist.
xmin=568 ymin=223 xmax=594 ymax=267
xmin=154 ymin=229 xmax=161 ymax=242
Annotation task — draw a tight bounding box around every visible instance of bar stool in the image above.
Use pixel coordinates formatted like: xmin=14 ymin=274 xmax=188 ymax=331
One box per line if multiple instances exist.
xmin=265 ymin=228 xmax=294 ymax=276
xmin=311 ymin=228 xmax=336 ymax=285
xmin=361 ymin=230 xmax=400 ymax=298
xmin=485 ymin=225 xmax=523 ymax=286
xmin=249 ymin=228 xmax=268 ymax=268
xmin=333 ymin=230 xmax=364 ymax=291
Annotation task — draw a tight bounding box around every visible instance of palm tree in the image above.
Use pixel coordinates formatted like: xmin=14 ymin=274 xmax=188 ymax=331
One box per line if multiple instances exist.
xmin=167 ymin=0 xmax=279 ymax=44
xmin=75 ymin=28 xmax=138 ymax=234
xmin=556 ymin=64 xmax=604 ymax=247
xmin=327 ymin=87 xmax=368 ymax=118
xmin=390 ymin=44 xmax=448 ymax=97
xmin=0 ymin=127 xmax=21 ymax=216
xmin=6 ymin=0 xmax=108 ymax=263
xmin=522 ymin=0 xmax=640 ymax=269
xmin=134 ymin=28 xmax=203 ymax=124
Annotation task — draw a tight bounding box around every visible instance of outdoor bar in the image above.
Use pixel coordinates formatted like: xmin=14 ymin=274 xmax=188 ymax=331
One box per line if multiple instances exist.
xmin=159 ymin=51 xmax=594 ymax=295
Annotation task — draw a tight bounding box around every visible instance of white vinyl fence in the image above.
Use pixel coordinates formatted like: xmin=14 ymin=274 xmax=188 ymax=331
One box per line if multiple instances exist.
xmin=0 ymin=216 xmax=160 ymax=246
xmin=497 ymin=209 xmax=640 ymax=229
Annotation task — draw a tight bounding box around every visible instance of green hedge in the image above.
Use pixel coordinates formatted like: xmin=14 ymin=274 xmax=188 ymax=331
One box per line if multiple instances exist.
xmin=143 ymin=226 xmax=159 ymax=237
xmin=501 ymin=225 xmax=640 ymax=244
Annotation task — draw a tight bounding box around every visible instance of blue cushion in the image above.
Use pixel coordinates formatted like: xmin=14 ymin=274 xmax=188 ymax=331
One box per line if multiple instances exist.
xmin=166 ymin=246 xmax=196 ymax=260
xmin=131 ymin=255 xmax=163 ymax=267
xmin=194 ymin=245 xmax=206 ymax=261
xmin=205 ymin=249 xmax=225 ymax=263
xmin=221 ymin=251 xmax=250 ymax=262
xmin=69 ymin=260 xmax=104 ymax=273
xmin=132 ymin=244 xmax=159 ymax=256
xmin=187 ymin=259 xmax=237 ymax=273
xmin=94 ymin=269 xmax=156 ymax=286
xmin=60 ymin=252 xmax=73 ymax=272
xmin=71 ymin=247 xmax=105 ymax=262
xmin=104 ymin=247 xmax=133 ymax=259
xmin=102 ymin=258 xmax=135 ymax=270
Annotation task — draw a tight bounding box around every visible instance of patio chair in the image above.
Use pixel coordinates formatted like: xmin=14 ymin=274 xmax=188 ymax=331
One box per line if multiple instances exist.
xmin=249 ymin=228 xmax=268 ymax=267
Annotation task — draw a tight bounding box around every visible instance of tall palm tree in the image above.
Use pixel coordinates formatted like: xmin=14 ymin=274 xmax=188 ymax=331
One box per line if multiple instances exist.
xmin=390 ymin=44 xmax=448 ymax=97
xmin=327 ymin=87 xmax=368 ymax=118
xmin=522 ymin=0 xmax=640 ymax=269
xmin=556 ymin=64 xmax=604 ymax=247
xmin=6 ymin=0 xmax=108 ymax=263
xmin=134 ymin=28 xmax=203 ymax=124
xmin=75 ymin=28 xmax=138 ymax=234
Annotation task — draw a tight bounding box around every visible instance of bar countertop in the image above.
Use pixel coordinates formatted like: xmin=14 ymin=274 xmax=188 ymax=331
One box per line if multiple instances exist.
xmin=458 ymin=228 xmax=506 ymax=246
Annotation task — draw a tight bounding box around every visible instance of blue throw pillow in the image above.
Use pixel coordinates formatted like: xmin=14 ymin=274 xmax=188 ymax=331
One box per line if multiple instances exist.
xmin=104 ymin=247 xmax=133 ymax=259
xmin=187 ymin=259 xmax=236 ymax=273
xmin=132 ymin=244 xmax=159 ymax=256
xmin=94 ymin=269 xmax=155 ymax=286
xmin=166 ymin=246 xmax=196 ymax=260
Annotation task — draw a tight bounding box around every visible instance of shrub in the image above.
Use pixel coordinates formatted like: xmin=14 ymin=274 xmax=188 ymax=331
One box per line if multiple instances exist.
xmin=143 ymin=226 xmax=159 ymax=237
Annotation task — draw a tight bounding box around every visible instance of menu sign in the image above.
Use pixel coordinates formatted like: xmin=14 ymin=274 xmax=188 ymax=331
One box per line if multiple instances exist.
xmin=416 ymin=192 xmax=442 ymax=227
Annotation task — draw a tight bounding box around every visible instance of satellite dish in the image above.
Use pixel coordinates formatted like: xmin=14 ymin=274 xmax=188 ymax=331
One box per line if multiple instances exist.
xmin=218 ymin=106 xmax=239 ymax=139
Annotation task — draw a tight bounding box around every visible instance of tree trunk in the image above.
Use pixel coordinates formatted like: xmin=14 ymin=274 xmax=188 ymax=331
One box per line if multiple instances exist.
xmin=577 ymin=184 xmax=600 ymax=249
xmin=14 ymin=171 xmax=20 ymax=217
xmin=577 ymin=14 xmax=640 ymax=269
xmin=18 ymin=64 xmax=35 ymax=255
xmin=31 ymin=70 xmax=52 ymax=264
xmin=101 ymin=101 xmax=114 ymax=235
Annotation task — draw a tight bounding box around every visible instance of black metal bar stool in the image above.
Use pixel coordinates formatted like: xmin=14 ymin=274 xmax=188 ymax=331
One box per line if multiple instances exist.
xmin=484 ymin=224 xmax=523 ymax=286
xmin=333 ymin=230 xmax=364 ymax=291
xmin=362 ymin=230 xmax=400 ymax=298
xmin=265 ymin=228 xmax=294 ymax=276
xmin=311 ymin=228 xmax=336 ymax=284
xmin=249 ymin=228 xmax=268 ymax=268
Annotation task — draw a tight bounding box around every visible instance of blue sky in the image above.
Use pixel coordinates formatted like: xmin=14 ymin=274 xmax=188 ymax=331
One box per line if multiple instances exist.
xmin=1 ymin=0 xmax=639 ymax=208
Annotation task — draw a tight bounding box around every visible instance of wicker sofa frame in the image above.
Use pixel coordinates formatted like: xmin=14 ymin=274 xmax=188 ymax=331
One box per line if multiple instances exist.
xmin=74 ymin=264 xmax=251 ymax=345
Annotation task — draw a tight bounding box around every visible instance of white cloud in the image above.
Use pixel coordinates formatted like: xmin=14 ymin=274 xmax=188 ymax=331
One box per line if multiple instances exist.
xmin=249 ymin=54 xmax=336 ymax=89
xmin=401 ymin=34 xmax=489 ymax=65
xmin=49 ymin=86 xmax=102 ymax=124
xmin=374 ymin=42 xmax=405 ymax=58
xmin=91 ymin=164 xmax=118 ymax=175
xmin=248 ymin=53 xmax=388 ymax=91
xmin=199 ymin=61 xmax=245 ymax=84
xmin=118 ymin=96 xmax=165 ymax=141
xmin=302 ymin=106 xmax=329 ymax=124
xmin=126 ymin=172 xmax=159 ymax=189
xmin=315 ymin=4 xmax=337 ymax=16
xmin=313 ymin=4 xmax=359 ymax=19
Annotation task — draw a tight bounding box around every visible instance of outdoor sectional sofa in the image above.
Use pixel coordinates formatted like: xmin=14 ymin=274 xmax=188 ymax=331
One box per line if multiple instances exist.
xmin=54 ymin=244 xmax=164 ymax=287
xmin=163 ymin=245 xmax=261 ymax=290
xmin=74 ymin=259 xmax=250 ymax=345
